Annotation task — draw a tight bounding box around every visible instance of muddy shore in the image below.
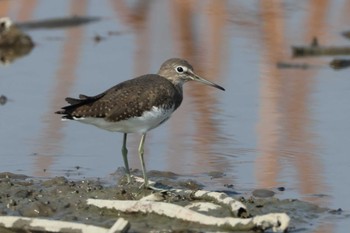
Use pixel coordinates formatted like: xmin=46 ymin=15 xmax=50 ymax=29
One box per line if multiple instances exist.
xmin=0 ymin=171 xmax=345 ymax=232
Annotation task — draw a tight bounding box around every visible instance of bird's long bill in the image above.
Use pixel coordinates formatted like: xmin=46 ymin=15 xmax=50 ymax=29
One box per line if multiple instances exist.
xmin=189 ymin=71 xmax=225 ymax=91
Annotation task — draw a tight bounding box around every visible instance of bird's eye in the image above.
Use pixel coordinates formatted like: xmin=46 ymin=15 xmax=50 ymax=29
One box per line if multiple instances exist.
xmin=176 ymin=66 xmax=185 ymax=73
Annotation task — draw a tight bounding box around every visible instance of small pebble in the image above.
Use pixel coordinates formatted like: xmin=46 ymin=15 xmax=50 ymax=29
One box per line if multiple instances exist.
xmin=0 ymin=95 xmax=7 ymax=105
xmin=252 ymin=189 xmax=275 ymax=198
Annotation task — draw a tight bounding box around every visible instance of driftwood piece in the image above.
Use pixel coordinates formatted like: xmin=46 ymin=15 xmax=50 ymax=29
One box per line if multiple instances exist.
xmin=17 ymin=16 xmax=101 ymax=30
xmin=87 ymin=198 xmax=290 ymax=232
xmin=292 ymin=37 xmax=350 ymax=57
xmin=276 ymin=62 xmax=312 ymax=70
xmin=292 ymin=45 xmax=350 ymax=57
xmin=329 ymin=59 xmax=350 ymax=70
xmin=0 ymin=216 xmax=129 ymax=233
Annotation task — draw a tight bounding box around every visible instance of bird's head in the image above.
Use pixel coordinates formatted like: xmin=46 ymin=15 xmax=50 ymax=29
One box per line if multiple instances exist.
xmin=158 ymin=58 xmax=225 ymax=91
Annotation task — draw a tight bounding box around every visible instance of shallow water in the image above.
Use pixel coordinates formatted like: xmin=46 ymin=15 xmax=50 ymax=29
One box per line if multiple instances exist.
xmin=1 ymin=0 xmax=350 ymax=232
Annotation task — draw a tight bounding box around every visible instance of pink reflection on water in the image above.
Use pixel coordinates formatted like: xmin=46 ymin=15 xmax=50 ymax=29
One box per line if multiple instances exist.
xmin=256 ymin=1 xmax=332 ymax=232
xmin=35 ymin=0 xmax=88 ymax=176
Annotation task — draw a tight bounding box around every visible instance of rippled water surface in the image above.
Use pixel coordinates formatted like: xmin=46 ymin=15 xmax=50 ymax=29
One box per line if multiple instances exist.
xmin=1 ymin=1 xmax=350 ymax=232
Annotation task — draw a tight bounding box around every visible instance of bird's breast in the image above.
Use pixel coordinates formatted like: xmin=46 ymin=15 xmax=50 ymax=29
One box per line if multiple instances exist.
xmin=74 ymin=105 xmax=175 ymax=134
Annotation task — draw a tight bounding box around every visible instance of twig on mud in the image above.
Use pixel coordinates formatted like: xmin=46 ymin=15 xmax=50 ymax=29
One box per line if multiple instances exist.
xmin=0 ymin=216 xmax=129 ymax=233
xmin=87 ymin=198 xmax=290 ymax=232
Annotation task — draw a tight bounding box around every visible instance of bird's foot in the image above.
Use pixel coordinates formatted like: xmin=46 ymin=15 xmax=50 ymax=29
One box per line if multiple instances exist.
xmin=138 ymin=182 xmax=147 ymax=189
xmin=125 ymin=174 xmax=131 ymax=184
xmin=140 ymin=181 xmax=172 ymax=193
xmin=133 ymin=176 xmax=169 ymax=192
xmin=138 ymin=179 xmax=152 ymax=189
xmin=133 ymin=176 xmax=151 ymax=188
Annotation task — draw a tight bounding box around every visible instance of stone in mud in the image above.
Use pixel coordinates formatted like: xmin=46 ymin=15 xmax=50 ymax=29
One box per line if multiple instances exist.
xmin=42 ymin=176 xmax=69 ymax=186
xmin=147 ymin=170 xmax=179 ymax=179
xmin=208 ymin=171 xmax=226 ymax=179
xmin=0 ymin=95 xmax=7 ymax=105
xmin=0 ymin=172 xmax=28 ymax=180
xmin=252 ymin=189 xmax=275 ymax=198
xmin=13 ymin=189 xmax=33 ymax=199
xmin=177 ymin=179 xmax=203 ymax=190
xmin=19 ymin=201 xmax=55 ymax=217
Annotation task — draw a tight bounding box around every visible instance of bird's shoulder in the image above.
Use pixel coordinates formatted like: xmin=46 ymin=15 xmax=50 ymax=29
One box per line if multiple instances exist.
xmin=102 ymin=74 xmax=179 ymax=101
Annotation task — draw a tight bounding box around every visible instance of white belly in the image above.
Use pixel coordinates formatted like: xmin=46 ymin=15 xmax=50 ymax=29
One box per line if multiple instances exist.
xmin=72 ymin=106 xmax=174 ymax=134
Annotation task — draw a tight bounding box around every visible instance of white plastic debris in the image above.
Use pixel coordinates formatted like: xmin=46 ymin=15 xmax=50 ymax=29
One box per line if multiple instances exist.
xmin=87 ymin=198 xmax=290 ymax=232
xmin=0 ymin=216 xmax=129 ymax=233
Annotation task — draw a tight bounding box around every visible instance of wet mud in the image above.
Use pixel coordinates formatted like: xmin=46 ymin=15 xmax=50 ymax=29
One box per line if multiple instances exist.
xmin=0 ymin=171 xmax=346 ymax=232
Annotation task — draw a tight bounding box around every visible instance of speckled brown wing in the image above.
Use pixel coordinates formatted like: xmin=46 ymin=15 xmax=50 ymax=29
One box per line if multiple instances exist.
xmin=56 ymin=75 xmax=183 ymax=122
xmin=105 ymin=75 xmax=183 ymax=122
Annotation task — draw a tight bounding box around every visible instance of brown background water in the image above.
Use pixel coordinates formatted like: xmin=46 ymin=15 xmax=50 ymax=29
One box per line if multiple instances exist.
xmin=0 ymin=0 xmax=349 ymax=232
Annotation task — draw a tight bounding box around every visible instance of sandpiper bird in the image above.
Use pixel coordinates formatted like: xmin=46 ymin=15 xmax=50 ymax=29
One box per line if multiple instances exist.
xmin=0 ymin=17 xmax=34 ymax=47
xmin=56 ymin=58 xmax=225 ymax=188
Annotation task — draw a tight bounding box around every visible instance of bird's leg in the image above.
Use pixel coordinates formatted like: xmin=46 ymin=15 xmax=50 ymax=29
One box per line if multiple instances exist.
xmin=137 ymin=134 xmax=168 ymax=191
xmin=138 ymin=133 xmax=148 ymax=188
xmin=121 ymin=133 xmax=131 ymax=183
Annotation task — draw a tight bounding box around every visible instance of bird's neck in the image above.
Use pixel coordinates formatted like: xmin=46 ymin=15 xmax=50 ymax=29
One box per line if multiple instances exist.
xmin=170 ymin=79 xmax=186 ymax=96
